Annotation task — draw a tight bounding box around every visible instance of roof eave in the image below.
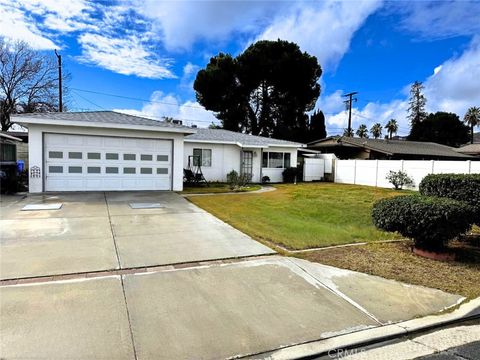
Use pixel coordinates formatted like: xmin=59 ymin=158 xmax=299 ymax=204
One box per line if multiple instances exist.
xmin=13 ymin=117 xmax=196 ymax=135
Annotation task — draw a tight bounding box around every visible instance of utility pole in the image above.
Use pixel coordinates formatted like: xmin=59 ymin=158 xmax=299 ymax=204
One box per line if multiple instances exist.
xmin=343 ymin=91 xmax=358 ymax=136
xmin=54 ymin=49 xmax=62 ymax=112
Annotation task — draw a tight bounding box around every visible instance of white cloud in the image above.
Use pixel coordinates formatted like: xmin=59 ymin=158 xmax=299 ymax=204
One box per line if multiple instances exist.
xmin=115 ymin=91 xmax=218 ymax=128
xmin=393 ymin=0 xmax=480 ymax=40
xmin=77 ymin=33 xmax=176 ymax=79
xmin=256 ymin=0 xmax=382 ymax=69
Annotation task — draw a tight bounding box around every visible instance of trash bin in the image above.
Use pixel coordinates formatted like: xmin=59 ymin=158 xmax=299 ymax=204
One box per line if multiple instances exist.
xmin=17 ymin=160 xmax=25 ymax=173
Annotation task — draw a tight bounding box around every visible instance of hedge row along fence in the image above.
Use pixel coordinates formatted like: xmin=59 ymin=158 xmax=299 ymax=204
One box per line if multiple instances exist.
xmin=372 ymin=174 xmax=479 ymax=252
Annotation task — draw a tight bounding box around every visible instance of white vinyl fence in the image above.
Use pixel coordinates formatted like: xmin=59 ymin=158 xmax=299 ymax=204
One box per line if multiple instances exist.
xmin=303 ymin=158 xmax=325 ymax=181
xmin=334 ymin=160 xmax=480 ymax=189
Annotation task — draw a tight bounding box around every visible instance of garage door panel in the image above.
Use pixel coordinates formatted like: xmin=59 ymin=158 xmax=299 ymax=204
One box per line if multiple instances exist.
xmin=45 ymin=134 xmax=172 ymax=191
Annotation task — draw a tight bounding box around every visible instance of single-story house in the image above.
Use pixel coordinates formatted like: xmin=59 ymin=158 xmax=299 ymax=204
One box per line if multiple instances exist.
xmin=13 ymin=111 xmax=304 ymax=192
xmin=308 ymin=136 xmax=474 ymax=160
xmin=184 ymin=128 xmax=302 ymax=183
xmin=2 ymin=131 xmax=29 ymax=168
xmin=456 ymin=143 xmax=480 ymax=157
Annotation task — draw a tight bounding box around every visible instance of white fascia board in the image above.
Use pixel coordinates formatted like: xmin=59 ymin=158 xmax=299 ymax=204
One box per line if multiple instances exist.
xmin=13 ymin=117 xmax=196 ymax=135
xmin=184 ymin=139 xmax=237 ymax=145
xmin=267 ymin=144 xmax=306 ymax=148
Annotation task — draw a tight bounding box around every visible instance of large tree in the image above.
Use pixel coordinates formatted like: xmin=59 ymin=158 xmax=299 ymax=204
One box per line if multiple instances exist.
xmin=194 ymin=40 xmax=321 ymax=142
xmin=307 ymin=109 xmax=326 ymax=142
xmin=463 ymin=106 xmax=480 ymax=144
xmin=408 ymin=112 xmax=469 ymax=147
xmin=356 ymin=124 xmax=368 ymax=138
xmin=370 ymin=123 xmax=382 ymax=139
xmin=0 ymin=39 xmax=64 ymax=131
xmin=407 ymin=81 xmax=427 ymax=127
xmin=385 ymin=119 xmax=398 ymax=139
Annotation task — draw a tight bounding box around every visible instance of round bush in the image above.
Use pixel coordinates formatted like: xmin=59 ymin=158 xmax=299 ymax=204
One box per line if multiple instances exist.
xmin=419 ymin=174 xmax=480 ymax=224
xmin=372 ymin=195 xmax=474 ymax=251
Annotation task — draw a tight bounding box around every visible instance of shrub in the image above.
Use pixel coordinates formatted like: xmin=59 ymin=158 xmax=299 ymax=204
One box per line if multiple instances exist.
xmin=282 ymin=167 xmax=298 ymax=183
xmin=226 ymin=170 xmax=251 ymax=190
xmin=386 ymin=170 xmax=414 ymax=190
xmin=372 ymin=195 xmax=474 ymax=251
xmin=419 ymin=173 xmax=480 ymax=224
xmin=261 ymin=175 xmax=270 ymax=184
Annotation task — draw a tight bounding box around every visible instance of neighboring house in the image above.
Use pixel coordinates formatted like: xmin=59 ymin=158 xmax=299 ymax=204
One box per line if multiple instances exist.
xmin=456 ymin=144 xmax=480 ymax=157
xmin=3 ymin=131 xmax=29 ymax=168
xmin=184 ymin=128 xmax=303 ymax=183
xmin=308 ymin=136 xmax=474 ymax=160
xmin=0 ymin=132 xmax=22 ymax=166
xmin=13 ymin=111 xmax=195 ymax=192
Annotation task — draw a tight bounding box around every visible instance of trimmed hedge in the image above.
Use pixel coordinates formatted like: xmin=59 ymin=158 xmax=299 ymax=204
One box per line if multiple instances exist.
xmin=282 ymin=167 xmax=298 ymax=183
xmin=419 ymin=173 xmax=480 ymax=224
xmin=372 ymin=195 xmax=474 ymax=251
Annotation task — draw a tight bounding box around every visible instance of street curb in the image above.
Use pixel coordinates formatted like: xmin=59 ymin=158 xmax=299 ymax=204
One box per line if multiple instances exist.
xmin=243 ymin=298 xmax=480 ymax=360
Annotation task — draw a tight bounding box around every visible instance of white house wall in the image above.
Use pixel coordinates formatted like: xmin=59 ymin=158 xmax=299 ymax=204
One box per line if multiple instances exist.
xmin=262 ymin=146 xmax=298 ymax=183
xmin=27 ymin=124 xmax=185 ymax=193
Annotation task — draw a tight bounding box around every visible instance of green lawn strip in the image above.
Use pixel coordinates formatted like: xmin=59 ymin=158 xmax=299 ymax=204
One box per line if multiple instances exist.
xmin=297 ymin=241 xmax=480 ymax=299
xmin=180 ymin=183 xmax=262 ymax=194
xmin=189 ymin=183 xmax=408 ymax=249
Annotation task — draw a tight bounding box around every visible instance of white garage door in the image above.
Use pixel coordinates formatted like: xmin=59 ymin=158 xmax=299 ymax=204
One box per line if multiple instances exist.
xmin=44 ymin=133 xmax=172 ymax=191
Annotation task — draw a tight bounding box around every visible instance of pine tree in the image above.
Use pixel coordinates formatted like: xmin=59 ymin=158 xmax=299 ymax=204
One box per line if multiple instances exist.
xmin=407 ymin=81 xmax=427 ymax=127
xmin=308 ymin=110 xmax=327 ymax=141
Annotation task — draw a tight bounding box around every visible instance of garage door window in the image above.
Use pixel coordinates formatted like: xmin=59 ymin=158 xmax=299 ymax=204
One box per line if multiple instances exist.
xmin=157 ymin=155 xmax=168 ymax=161
xmin=124 ymin=167 xmax=136 ymax=174
xmin=124 ymin=154 xmax=136 ymax=160
xmin=141 ymin=154 xmax=153 ymax=161
xmin=87 ymin=167 xmax=101 ymax=174
xmin=69 ymin=152 xmax=82 ymax=159
xmin=87 ymin=152 xmax=101 ymax=160
xmin=106 ymin=153 xmax=118 ymax=160
xmin=69 ymin=166 xmax=82 ymax=173
xmin=157 ymin=168 xmax=168 ymax=174
xmin=106 ymin=167 xmax=118 ymax=174
xmin=141 ymin=168 xmax=152 ymax=174
xmin=49 ymin=166 xmax=63 ymax=173
xmin=49 ymin=151 xmax=63 ymax=159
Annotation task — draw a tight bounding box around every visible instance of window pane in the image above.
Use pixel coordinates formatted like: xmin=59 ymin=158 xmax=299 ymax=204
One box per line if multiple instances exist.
xmin=202 ymin=149 xmax=212 ymax=167
xmin=49 ymin=166 xmax=63 ymax=173
xmin=141 ymin=154 xmax=152 ymax=161
xmin=49 ymin=151 xmax=63 ymax=159
xmin=106 ymin=167 xmax=118 ymax=174
xmin=87 ymin=167 xmax=101 ymax=174
xmin=193 ymin=149 xmax=202 ymax=166
xmin=157 ymin=168 xmax=168 ymax=174
xmin=123 ymin=167 xmax=136 ymax=174
xmin=68 ymin=166 xmax=82 ymax=173
xmin=124 ymin=154 xmax=136 ymax=161
xmin=87 ymin=152 xmax=101 ymax=160
xmin=140 ymin=168 xmax=152 ymax=174
xmin=284 ymin=153 xmax=291 ymax=168
xmin=157 ymin=155 xmax=168 ymax=161
xmin=106 ymin=153 xmax=118 ymax=160
xmin=262 ymin=152 xmax=268 ymax=167
xmin=69 ymin=152 xmax=82 ymax=159
xmin=269 ymin=152 xmax=283 ymax=168
xmin=1 ymin=144 xmax=16 ymax=161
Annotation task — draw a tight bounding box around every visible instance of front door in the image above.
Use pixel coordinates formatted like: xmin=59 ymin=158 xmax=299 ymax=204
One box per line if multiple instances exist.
xmin=241 ymin=151 xmax=253 ymax=180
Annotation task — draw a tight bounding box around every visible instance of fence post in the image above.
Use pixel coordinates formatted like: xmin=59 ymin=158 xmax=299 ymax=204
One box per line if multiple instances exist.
xmin=401 ymin=160 xmax=404 ymax=172
xmin=334 ymin=159 xmax=337 ymax=183
xmin=353 ymin=160 xmax=357 ymax=185
xmin=375 ymin=160 xmax=379 ymax=187
xmin=431 ymin=160 xmax=435 ymax=174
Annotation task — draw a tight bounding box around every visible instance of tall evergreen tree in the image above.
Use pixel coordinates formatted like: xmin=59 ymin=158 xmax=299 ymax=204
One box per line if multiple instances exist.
xmin=407 ymin=81 xmax=427 ymax=127
xmin=308 ymin=110 xmax=327 ymax=142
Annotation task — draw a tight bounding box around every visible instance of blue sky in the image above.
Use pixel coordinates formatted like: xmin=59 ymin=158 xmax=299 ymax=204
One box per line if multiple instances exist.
xmin=1 ymin=0 xmax=479 ymax=136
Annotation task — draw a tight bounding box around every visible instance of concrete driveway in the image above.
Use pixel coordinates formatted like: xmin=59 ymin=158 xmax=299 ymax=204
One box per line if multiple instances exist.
xmin=0 ymin=192 xmax=465 ymax=359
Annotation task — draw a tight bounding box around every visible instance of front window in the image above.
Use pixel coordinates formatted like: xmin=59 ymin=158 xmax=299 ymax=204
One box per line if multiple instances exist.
xmin=193 ymin=148 xmax=212 ymax=167
xmin=262 ymin=152 xmax=291 ymax=168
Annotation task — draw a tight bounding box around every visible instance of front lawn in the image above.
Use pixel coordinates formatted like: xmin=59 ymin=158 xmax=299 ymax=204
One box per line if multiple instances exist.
xmin=298 ymin=241 xmax=480 ymax=299
xmin=188 ymin=183 xmax=409 ymax=249
xmin=181 ymin=183 xmax=262 ymax=194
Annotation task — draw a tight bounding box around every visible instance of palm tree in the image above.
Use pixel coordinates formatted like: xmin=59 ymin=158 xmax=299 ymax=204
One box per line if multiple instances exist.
xmin=343 ymin=128 xmax=354 ymax=137
xmin=463 ymin=106 xmax=480 ymax=144
xmin=356 ymin=124 xmax=369 ymax=138
xmin=385 ymin=119 xmax=399 ymax=139
xmin=370 ymin=123 xmax=382 ymax=139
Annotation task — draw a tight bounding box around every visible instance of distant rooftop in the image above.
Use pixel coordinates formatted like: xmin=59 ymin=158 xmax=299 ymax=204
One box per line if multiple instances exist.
xmin=457 ymin=143 xmax=480 ymax=155
xmin=309 ymin=136 xmax=473 ymax=159
xmin=12 ymin=111 xmax=194 ymax=131
xmin=185 ymin=128 xmax=303 ymax=147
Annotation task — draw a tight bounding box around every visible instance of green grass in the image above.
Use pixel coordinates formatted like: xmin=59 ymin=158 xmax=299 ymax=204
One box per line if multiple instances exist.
xmin=189 ymin=183 xmax=411 ymax=249
xmin=180 ymin=183 xmax=262 ymax=194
